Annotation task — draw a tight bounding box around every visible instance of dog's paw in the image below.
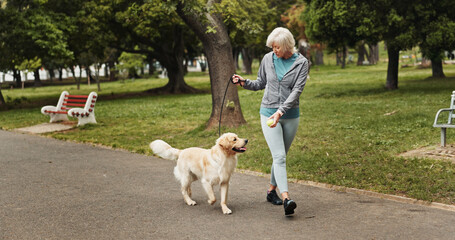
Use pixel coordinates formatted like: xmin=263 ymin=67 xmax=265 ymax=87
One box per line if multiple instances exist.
xmin=208 ymin=198 xmax=216 ymax=205
xmin=186 ymin=200 xmax=197 ymax=206
xmin=222 ymin=206 xmax=232 ymax=215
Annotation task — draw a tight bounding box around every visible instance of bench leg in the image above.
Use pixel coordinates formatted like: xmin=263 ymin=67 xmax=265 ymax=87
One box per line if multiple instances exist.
xmin=76 ymin=113 xmax=97 ymax=126
xmin=441 ymin=128 xmax=447 ymax=147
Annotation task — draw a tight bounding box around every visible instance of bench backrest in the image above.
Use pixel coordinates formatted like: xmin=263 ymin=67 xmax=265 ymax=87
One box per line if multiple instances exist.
xmin=449 ymin=91 xmax=455 ymax=124
xmin=55 ymin=91 xmax=70 ymax=111
xmin=81 ymin=92 xmax=97 ymax=113
xmin=55 ymin=91 xmax=97 ymax=112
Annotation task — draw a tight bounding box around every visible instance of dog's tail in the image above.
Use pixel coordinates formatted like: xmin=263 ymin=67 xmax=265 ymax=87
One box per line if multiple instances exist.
xmin=149 ymin=140 xmax=181 ymax=161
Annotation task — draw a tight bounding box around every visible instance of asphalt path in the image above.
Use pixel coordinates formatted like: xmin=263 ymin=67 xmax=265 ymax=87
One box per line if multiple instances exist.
xmin=1 ymin=130 xmax=454 ymax=239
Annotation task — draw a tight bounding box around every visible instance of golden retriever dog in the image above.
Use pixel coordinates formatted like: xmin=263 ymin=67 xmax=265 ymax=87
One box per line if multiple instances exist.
xmin=150 ymin=133 xmax=248 ymax=214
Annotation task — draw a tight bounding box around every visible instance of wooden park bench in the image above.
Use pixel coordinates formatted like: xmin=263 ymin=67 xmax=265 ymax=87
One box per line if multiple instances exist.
xmin=433 ymin=91 xmax=455 ymax=147
xmin=41 ymin=91 xmax=98 ymax=126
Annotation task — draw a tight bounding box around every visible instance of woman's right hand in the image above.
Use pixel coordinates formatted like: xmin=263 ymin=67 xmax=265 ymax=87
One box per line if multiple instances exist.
xmin=232 ymin=74 xmax=245 ymax=86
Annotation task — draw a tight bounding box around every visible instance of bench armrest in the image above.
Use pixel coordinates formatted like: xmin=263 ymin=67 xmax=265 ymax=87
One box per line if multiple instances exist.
xmin=68 ymin=107 xmax=97 ymax=126
xmin=433 ymin=108 xmax=455 ymax=127
xmin=68 ymin=108 xmax=88 ymax=116
xmin=41 ymin=105 xmax=58 ymax=114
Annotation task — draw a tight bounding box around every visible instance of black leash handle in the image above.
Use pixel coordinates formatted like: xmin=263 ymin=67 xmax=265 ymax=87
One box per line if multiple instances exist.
xmin=230 ymin=75 xmax=246 ymax=84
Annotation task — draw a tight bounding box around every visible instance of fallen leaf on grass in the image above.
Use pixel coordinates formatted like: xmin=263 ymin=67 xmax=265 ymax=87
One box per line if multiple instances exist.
xmin=384 ymin=110 xmax=398 ymax=116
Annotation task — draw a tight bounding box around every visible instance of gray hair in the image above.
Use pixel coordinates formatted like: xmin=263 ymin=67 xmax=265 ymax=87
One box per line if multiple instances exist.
xmin=266 ymin=27 xmax=296 ymax=53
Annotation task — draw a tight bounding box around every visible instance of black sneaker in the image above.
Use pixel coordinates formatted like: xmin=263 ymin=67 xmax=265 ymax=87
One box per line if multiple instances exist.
xmin=284 ymin=198 xmax=297 ymax=215
xmin=266 ymin=190 xmax=283 ymax=205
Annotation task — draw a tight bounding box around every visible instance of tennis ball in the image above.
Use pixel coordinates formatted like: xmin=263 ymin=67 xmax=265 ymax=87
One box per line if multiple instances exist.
xmin=266 ymin=119 xmax=274 ymax=127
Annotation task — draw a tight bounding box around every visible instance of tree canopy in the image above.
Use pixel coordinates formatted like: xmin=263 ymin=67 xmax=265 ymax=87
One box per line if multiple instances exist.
xmin=1 ymin=0 xmax=454 ymax=108
xmin=304 ymin=0 xmax=455 ymax=89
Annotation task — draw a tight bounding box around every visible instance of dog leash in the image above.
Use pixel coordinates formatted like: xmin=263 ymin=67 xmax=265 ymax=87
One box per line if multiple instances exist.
xmin=219 ymin=75 xmax=245 ymax=137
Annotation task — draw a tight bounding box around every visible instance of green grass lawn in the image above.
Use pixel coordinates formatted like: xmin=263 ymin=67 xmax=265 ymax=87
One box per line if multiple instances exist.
xmin=1 ymin=61 xmax=455 ymax=205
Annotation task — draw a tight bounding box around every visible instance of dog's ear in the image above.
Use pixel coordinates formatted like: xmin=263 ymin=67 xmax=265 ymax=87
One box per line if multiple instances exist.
xmin=217 ymin=133 xmax=235 ymax=151
xmin=217 ymin=135 xmax=228 ymax=148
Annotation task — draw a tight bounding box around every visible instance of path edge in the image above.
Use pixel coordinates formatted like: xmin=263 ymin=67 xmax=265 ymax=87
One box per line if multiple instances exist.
xmin=236 ymin=169 xmax=455 ymax=212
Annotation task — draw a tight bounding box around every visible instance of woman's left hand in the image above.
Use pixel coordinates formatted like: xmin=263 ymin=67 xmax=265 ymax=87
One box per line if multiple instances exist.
xmin=268 ymin=110 xmax=283 ymax=128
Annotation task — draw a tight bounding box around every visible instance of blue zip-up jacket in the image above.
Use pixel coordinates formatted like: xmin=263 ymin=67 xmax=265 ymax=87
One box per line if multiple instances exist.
xmin=242 ymin=51 xmax=309 ymax=115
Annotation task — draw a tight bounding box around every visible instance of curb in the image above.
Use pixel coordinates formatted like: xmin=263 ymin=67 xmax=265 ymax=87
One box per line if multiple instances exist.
xmin=236 ymin=169 xmax=455 ymax=212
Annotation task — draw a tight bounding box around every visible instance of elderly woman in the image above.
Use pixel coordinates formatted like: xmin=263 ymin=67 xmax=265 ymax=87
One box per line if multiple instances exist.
xmin=233 ymin=27 xmax=309 ymax=215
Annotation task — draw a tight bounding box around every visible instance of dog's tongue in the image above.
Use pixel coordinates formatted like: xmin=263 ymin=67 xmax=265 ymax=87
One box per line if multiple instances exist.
xmin=240 ymin=147 xmax=247 ymax=151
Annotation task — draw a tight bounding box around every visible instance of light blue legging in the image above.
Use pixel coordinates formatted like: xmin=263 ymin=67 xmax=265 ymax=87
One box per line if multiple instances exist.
xmin=260 ymin=115 xmax=299 ymax=193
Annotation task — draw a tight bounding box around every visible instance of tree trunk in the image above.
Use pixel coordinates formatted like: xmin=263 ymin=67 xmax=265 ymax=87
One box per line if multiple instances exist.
xmin=146 ymin=26 xmax=200 ymax=94
xmin=368 ymin=44 xmax=379 ymax=64
xmin=49 ymin=69 xmax=55 ymax=82
xmin=94 ymin=63 xmax=101 ymax=92
xmin=176 ymin=2 xmax=246 ymax=128
xmin=104 ymin=63 xmax=109 ymax=78
xmin=315 ymin=47 xmax=324 ymax=65
xmin=0 ymin=87 xmax=5 ymax=105
xmin=86 ymin=68 xmax=92 ymax=86
xmin=70 ymin=67 xmax=80 ymax=90
xmin=241 ymin=48 xmax=253 ymax=75
xmin=163 ymin=61 xmax=188 ymax=93
xmin=341 ymin=46 xmax=346 ymax=69
xmin=108 ymin=61 xmax=116 ymax=81
xmin=183 ymin=57 xmax=188 ymax=75
xmin=357 ymin=43 xmax=365 ymax=66
xmin=153 ymin=49 xmax=193 ymax=94
xmin=34 ymin=68 xmax=42 ymax=87
xmin=58 ymin=68 xmax=63 ymax=81
xmin=233 ymin=47 xmax=240 ymax=71
xmin=431 ymin=58 xmax=445 ymax=78
xmin=13 ymin=69 xmax=21 ymax=88
xmin=336 ymin=50 xmax=341 ymax=66
xmin=204 ymin=40 xmax=246 ymax=128
xmin=386 ymin=46 xmax=399 ymax=90
xmin=78 ymin=66 xmax=82 ymax=90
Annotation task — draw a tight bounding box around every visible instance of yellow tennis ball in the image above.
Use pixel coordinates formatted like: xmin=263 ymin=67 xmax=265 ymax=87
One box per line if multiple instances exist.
xmin=266 ymin=119 xmax=274 ymax=127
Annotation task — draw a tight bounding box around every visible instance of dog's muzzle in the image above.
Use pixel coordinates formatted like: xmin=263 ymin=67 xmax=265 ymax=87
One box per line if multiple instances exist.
xmin=232 ymin=139 xmax=248 ymax=153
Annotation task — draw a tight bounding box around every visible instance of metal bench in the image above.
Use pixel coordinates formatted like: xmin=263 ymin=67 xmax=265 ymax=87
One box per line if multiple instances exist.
xmin=41 ymin=91 xmax=98 ymax=126
xmin=433 ymin=91 xmax=455 ymax=147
